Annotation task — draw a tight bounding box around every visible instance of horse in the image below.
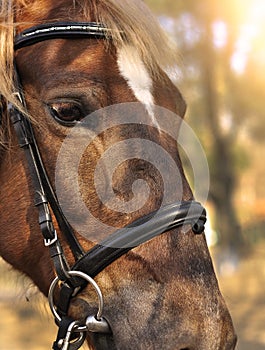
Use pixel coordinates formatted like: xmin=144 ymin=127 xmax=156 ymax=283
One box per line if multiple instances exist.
xmin=0 ymin=1 xmax=237 ymax=349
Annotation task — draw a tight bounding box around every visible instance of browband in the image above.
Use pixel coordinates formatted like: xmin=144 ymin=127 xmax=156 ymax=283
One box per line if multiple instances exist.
xmin=15 ymin=22 xmax=110 ymax=50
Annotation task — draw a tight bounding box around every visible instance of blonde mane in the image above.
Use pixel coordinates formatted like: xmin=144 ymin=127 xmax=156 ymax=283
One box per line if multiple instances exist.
xmin=0 ymin=0 xmax=178 ymax=143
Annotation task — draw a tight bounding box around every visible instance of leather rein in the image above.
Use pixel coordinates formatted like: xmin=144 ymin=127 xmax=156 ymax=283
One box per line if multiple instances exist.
xmin=6 ymin=22 xmax=207 ymax=350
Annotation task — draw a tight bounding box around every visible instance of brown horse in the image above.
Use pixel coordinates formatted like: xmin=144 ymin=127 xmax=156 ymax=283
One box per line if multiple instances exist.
xmin=0 ymin=1 xmax=236 ymax=349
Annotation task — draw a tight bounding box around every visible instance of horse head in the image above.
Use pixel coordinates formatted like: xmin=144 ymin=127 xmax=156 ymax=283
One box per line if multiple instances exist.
xmin=0 ymin=1 xmax=236 ymax=349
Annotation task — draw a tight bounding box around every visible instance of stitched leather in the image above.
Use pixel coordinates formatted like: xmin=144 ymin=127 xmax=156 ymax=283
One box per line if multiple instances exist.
xmin=15 ymin=22 xmax=109 ymax=50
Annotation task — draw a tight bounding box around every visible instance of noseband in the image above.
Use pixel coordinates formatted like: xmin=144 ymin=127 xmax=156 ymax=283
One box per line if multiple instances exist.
xmin=5 ymin=22 xmax=207 ymax=350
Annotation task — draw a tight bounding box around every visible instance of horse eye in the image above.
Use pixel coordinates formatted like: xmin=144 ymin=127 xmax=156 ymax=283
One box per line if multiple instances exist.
xmin=48 ymin=101 xmax=84 ymax=126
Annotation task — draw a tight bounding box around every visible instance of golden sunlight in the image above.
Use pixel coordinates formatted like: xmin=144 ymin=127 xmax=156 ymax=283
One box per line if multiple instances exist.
xmin=231 ymin=0 xmax=265 ymax=73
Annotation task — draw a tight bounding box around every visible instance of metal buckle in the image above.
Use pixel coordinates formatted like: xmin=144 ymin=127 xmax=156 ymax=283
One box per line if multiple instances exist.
xmin=44 ymin=230 xmax=58 ymax=246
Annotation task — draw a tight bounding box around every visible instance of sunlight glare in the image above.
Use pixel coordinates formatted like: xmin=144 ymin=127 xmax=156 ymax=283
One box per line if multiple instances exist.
xmin=231 ymin=0 xmax=265 ymax=73
xmin=213 ymin=21 xmax=227 ymax=49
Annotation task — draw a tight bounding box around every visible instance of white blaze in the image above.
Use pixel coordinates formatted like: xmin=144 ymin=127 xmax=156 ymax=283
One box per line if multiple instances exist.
xmin=117 ymin=45 xmax=156 ymax=121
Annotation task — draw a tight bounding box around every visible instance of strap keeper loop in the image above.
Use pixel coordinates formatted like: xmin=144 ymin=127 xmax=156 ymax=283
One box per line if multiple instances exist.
xmin=44 ymin=230 xmax=58 ymax=247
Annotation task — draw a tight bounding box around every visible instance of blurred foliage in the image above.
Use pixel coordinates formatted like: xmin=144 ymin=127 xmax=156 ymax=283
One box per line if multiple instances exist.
xmin=146 ymin=0 xmax=265 ymax=249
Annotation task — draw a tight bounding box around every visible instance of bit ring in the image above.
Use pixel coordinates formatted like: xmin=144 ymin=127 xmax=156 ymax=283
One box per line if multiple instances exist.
xmin=48 ymin=270 xmax=104 ymax=332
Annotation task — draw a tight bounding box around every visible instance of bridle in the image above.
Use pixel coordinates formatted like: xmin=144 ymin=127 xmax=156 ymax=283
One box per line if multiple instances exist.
xmin=7 ymin=21 xmax=207 ymax=350
xmin=4 ymin=22 xmax=207 ymax=350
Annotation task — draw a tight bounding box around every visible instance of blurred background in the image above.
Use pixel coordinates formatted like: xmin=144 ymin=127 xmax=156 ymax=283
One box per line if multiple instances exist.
xmin=145 ymin=1 xmax=265 ymax=349
xmin=0 ymin=0 xmax=264 ymax=349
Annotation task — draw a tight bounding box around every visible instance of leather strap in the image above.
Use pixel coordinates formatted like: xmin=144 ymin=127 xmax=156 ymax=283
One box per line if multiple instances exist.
xmin=15 ymin=22 xmax=110 ymax=50
xmin=9 ymin=67 xmax=84 ymax=262
xmin=73 ymin=201 xmax=206 ymax=278
xmin=90 ymin=332 xmax=117 ymax=350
